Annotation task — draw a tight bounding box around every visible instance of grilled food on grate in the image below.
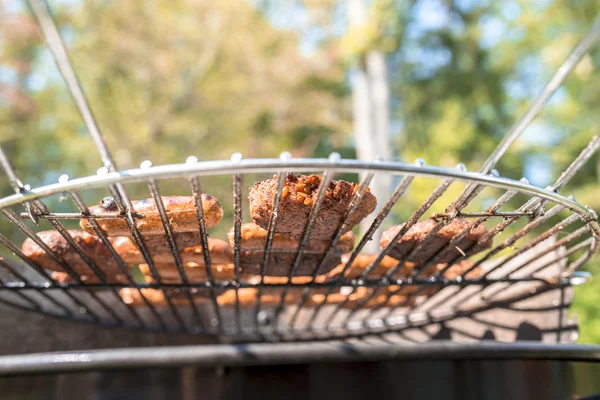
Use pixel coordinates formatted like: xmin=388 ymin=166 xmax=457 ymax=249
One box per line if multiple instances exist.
xmin=227 ymin=222 xmax=355 ymax=276
xmin=21 ymin=230 xmax=126 ymax=277
xmin=111 ymin=235 xmax=233 ymax=265
xmin=80 ymin=195 xmax=223 ymax=236
xmin=380 ymin=217 xmax=492 ymax=264
xmin=324 ymin=253 xmax=481 ymax=300
xmin=249 ymin=174 xmax=377 ymax=240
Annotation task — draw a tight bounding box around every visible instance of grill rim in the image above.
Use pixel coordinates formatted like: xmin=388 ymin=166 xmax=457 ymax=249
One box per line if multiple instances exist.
xmin=0 ymin=158 xmax=597 ymax=223
xmin=0 ymin=340 xmax=600 ymax=376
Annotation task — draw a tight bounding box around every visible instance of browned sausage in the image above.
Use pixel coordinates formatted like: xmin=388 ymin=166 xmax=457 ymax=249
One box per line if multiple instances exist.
xmin=227 ymin=222 xmax=355 ymax=276
xmin=80 ymin=195 xmax=223 ymax=236
xmin=249 ymin=174 xmax=376 ymax=240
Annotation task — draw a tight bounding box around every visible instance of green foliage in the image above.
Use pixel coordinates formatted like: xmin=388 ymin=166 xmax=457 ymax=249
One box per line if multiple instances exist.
xmin=572 ymin=259 xmax=600 ymax=344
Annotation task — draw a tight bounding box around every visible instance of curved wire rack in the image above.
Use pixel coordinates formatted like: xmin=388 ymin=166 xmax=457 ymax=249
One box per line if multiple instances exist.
xmin=0 ymin=1 xmax=598 ymax=341
xmin=0 ymin=152 xmax=598 ymax=340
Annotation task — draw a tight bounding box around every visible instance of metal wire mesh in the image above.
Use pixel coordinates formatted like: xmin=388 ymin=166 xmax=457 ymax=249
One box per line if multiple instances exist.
xmin=0 ymin=153 xmax=597 ymax=339
xmin=0 ymin=0 xmax=598 ymax=340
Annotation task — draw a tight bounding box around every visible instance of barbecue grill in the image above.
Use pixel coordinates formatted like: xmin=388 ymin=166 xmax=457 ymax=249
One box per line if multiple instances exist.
xmin=1 ymin=1 xmax=600 ymax=399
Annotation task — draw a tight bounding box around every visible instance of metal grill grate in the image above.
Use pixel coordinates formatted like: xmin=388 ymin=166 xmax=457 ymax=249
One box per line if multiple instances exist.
xmin=0 ymin=1 xmax=598 ymax=341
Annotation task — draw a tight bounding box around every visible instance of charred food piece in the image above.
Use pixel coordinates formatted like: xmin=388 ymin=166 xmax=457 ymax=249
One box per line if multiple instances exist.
xmin=227 ymin=222 xmax=355 ymax=276
xmin=380 ymin=217 xmax=492 ymax=264
xmin=110 ymin=234 xmax=233 ymax=265
xmin=22 ymin=230 xmax=125 ymax=277
xmin=249 ymin=174 xmax=377 ymax=240
xmin=80 ymin=195 xmax=223 ymax=236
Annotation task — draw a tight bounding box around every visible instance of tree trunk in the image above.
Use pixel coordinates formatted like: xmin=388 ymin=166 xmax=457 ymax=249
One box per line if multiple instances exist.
xmin=349 ymin=0 xmax=392 ymax=253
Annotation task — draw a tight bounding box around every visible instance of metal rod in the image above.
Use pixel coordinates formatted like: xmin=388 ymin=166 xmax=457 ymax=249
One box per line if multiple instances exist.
xmin=475 ymin=204 xmax=566 ymax=277
xmin=527 ymin=238 xmax=593 ymax=278
xmin=0 ymin=277 xmax=548 ymax=290
xmin=26 ymin=0 xmax=117 ymax=171
xmin=1 ymin=209 xmax=81 ymax=282
xmin=0 ymin=233 xmax=85 ymax=319
xmin=0 ymin=147 xmax=25 ymax=192
xmin=297 ymin=170 xmax=418 ymax=329
xmin=423 ymin=225 xmax=590 ymax=315
xmin=190 ymin=175 xmax=223 ymax=333
xmin=336 ymin=173 xmax=416 ymax=281
xmin=499 ymin=226 xmax=591 ymax=280
xmin=114 ymin=193 xmax=188 ymax=331
xmin=0 ymin=210 xmax=107 ymax=322
xmin=0 ymin=160 xmax=597 ymax=219
xmin=433 ymin=211 xmax=533 ymax=218
xmin=418 ymin=188 xmax=520 ymax=279
xmin=292 ymin=171 xmax=375 ymax=331
xmin=552 ymin=134 xmax=600 ymax=192
xmin=0 ymin=259 xmax=44 ymax=310
xmin=232 ymin=172 xmax=243 ymax=333
xmin=318 ymin=174 xmax=457 ymax=327
xmin=0 ymin=146 xmax=76 ymax=312
xmin=147 ymin=179 xmax=205 ymax=331
xmin=352 ymin=187 xmax=522 ymax=322
xmin=452 ymin=15 xmax=600 ymax=206
xmin=482 ymin=213 xmax=581 ymax=278
xmin=276 ymin=168 xmax=336 ymax=330
xmin=68 ymin=191 xmax=150 ymax=328
xmin=18 ymin=212 xmax=134 ymax=220
xmin=369 ymin=279 xmax=565 ymax=339
xmin=390 ymin=201 xmax=562 ymax=317
xmin=252 ymin=170 xmax=287 ymax=330
xmin=24 ymin=0 xmax=181 ymax=330
xmin=411 ymin=134 xmax=600 ymax=315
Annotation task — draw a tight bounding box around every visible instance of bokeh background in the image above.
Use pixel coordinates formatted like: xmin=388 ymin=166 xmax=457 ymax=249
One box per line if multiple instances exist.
xmin=1 ymin=0 xmax=599 ymax=341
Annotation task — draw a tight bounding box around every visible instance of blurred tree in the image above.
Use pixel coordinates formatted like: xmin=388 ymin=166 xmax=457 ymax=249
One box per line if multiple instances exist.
xmin=0 ymin=0 xmax=352 ymax=178
xmin=0 ymin=0 xmax=352 ymax=239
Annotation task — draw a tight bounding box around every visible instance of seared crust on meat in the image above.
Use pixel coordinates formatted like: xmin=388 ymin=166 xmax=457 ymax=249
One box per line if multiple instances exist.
xmin=80 ymin=195 xmax=223 ymax=236
xmin=249 ymin=174 xmax=376 ymax=240
xmin=21 ymin=230 xmax=125 ymax=277
xmin=111 ymin=235 xmax=232 ymax=265
xmin=325 ymin=253 xmax=478 ymax=280
xmin=230 ymin=222 xmax=355 ymax=252
xmin=380 ymin=217 xmax=492 ymax=264
xmin=326 ymin=254 xmax=481 ymax=299
xmin=227 ymin=223 xmax=355 ymax=276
